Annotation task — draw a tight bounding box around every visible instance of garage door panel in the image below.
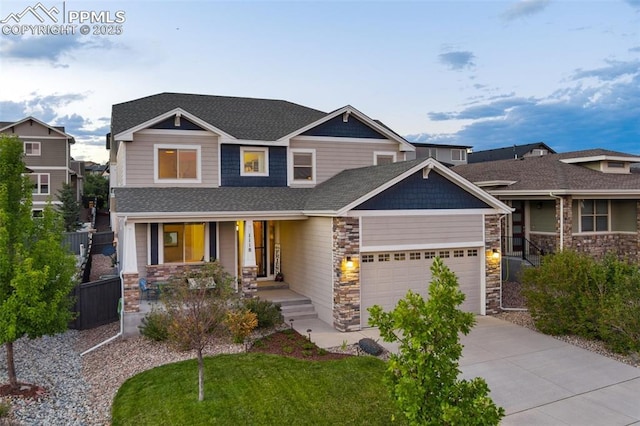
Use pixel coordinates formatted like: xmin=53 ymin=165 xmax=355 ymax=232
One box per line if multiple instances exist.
xmin=361 ymin=249 xmax=481 ymax=327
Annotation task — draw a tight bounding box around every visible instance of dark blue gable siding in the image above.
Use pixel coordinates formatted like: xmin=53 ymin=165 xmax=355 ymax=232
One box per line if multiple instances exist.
xmin=220 ymin=145 xmax=287 ymax=187
xmin=354 ymin=170 xmax=491 ymax=210
xmin=302 ymin=115 xmax=386 ymax=139
xmin=151 ymin=116 xmax=204 ymax=131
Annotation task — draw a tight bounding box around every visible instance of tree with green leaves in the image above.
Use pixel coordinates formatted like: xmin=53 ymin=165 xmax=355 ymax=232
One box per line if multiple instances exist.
xmin=0 ymin=134 xmax=78 ymax=392
xmin=82 ymin=173 xmax=109 ymax=209
xmin=163 ymin=261 xmax=236 ymax=401
xmin=58 ymin=181 xmax=81 ymax=231
xmin=368 ymin=257 xmax=505 ymax=425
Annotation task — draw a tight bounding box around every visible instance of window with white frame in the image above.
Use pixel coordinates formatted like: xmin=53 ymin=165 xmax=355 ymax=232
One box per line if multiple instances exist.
xmin=374 ymin=152 xmax=396 ymax=165
xmin=163 ymin=223 xmax=206 ymax=263
xmin=580 ymin=199 xmax=609 ymax=232
xmin=24 ymin=141 xmax=41 ymax=156
xmin=30 ymin=173 xmax=49 ymax=195
xmin=241 ymin=147 xmax=269 ymax=176
xmin=156 ymin=145 xmax=200 ymax=181
xmin=451 ymin=149 xmax=467 ymax=162
xmin=291 ymin=149 xmax=315 ymax=183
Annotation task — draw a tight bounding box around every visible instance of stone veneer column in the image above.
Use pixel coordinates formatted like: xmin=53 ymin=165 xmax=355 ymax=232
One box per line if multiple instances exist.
xmin=122 ymin=273 xmax=140 ymax=313
xmin=484 ymin=214 xmax=501 ymax=314
xmin=555 ymin=195 xmax=573 ymax=251
xmin=332 ymin=217 xmax=360 ymax=332
xmin=241 ymin=266 xmax=257 ymax=298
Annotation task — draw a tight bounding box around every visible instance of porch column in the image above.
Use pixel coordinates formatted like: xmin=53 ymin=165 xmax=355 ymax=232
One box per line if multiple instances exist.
xmin=555 ymin=195 xmax=573 ymax=251
xmin=484 ymin=214 xmax=501 ymax=314
xmin=332 ymin=217 xmax=360 ymax=332
xmin=241 ymin=220 xmax=257 ymax=298
xmin=121 ymin=221 xmax=139 ymax=313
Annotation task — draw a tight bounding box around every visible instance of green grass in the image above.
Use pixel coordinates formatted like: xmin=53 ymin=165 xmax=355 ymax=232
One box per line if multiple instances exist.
xmin=112 ymin=353 xmax=405 ymax=425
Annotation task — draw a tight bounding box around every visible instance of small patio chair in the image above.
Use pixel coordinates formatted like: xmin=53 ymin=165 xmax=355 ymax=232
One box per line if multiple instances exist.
xmin=139 ymin=277 xmax=159 ymax=301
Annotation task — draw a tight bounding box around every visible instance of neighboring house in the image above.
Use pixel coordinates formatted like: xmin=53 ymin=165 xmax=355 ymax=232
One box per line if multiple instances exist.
xmin=84 ymin=161 xmax=109 ymax=176
xmin=0 ymin=117 xmax=78 ymax=214
xmin=411 ymin=141 xmax=471 ymax=165
xmin=454 ymin=149 xmax=640 ymax=264
xmin=108 ymin=93 xmax=511 ymax=332
xmin=467 ymin=142 xmax=555 ymax=164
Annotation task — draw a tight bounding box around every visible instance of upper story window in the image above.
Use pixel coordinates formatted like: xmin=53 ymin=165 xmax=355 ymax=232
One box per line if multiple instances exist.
xmin=241 ymin=147 xmax=269 ymax=176
xmin=580 ymin=199 xmax=608 ymax=232
xmin=374 ymin=151 xmax=396 ymax=165
xmin=531 ymin=149 xmax=548 ymax=156
xmin=154 ymin=144 xmax=201 ymax=183
xmin=30 ymin=173 xmax=49 ymax=195
xmin=291 ymin=149 xmax=315 ymax=183
xmin=24 ymin=142 xmax=41 ymax=156
xmin=451 ymin=149 xmax=467 ymax=162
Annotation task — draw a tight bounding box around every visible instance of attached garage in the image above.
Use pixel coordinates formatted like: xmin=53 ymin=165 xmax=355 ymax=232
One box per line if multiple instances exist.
xmin=360 ymin=247 xmax=483 ymax=327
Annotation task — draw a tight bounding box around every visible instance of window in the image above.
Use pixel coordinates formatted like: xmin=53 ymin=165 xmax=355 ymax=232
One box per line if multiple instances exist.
xmin=581 ymin=199 xmax=608 ymax=232
xmin=156 ymin=145 xmax=199 ymax=181
xmin=291 ymin=149 xmax=315 ymax=183
xmin=394 ymin=253 xmax=406 ymax=261
xmin=424 ymin=251 xmax=436 ymax=259
xmin=362 ymin=254 xmax=374 ymax=263
xmin=24 ymin=142 xmax=41 ymax=156
xmin=439 ymin=250 xmax=450 ymax=258
xmin=409 ymin=252 xmax=421 ymax=260
xmin=374 ymin=152 xmax=396 ymax=165
xmin=30 ymin=173 xmax=49 ymax=195
xmin=531 ymin=149 xmax=548 ymax=156
xmin=451 ymin=149 xmax=467 ymax=162
xmin=163 ymin=223 xmax=205 ymax=263
xmin=378 ymin=253 xmax=390 ymax=262
xmin=453 ymin=249 xmax=464 ymax=258
xmin=608 ymin=161 xmax=624 ymax=168
xmin=241 ymin=147 xmax=268 ymax=176
xmin=467 ymin=249 xmax=478 ymax=257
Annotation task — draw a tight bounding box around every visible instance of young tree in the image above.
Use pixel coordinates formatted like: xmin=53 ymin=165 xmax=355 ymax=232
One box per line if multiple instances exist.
xmin=0 ymin=134 xmax=78 ymax=391
xmin=58 ymin=181 xmax=81 ymax=231
xmin=368 ymin=257 xmax=505 ymax=425
xmin=163 ymin=261 xmax=236 ymax=401
xmin=82 ymin=173 xmax=109 ymax=209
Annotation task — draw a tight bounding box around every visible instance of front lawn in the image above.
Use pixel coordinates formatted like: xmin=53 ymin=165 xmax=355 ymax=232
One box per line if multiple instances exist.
xmin=111 ymin=353 xmax=405 ymax=425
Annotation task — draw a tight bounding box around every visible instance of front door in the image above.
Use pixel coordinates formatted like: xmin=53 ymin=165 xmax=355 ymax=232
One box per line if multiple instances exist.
xmin=252 ymin=221 xmax=275 ymax=278
xmin=511 ymin=201 xmax=525 ymax=252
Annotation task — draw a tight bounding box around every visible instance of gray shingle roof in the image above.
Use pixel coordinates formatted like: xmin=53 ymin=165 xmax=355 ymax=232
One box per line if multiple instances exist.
xmin=111 ymin=93 xmax=328 ymax=140
xmin=454 ymin=149 xmax=640 ymax=192
xmin=467 ymin=142 xmax=555 ymax=163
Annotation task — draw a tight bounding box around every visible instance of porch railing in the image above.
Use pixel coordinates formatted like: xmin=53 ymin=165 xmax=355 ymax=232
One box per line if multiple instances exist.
xmin=501 ymin=236 xmax=545 ymax=267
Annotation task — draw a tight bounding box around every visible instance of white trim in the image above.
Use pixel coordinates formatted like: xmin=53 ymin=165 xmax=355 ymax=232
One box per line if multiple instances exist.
xmin=18 ymin=135 xmax=70 ymax=140
xmin=489 ymin=189 xmax=640 ymax=197
xmin=240 ymin=146 xmax=269 ymax=177
xmin=529 ymin=231 xmax=556 ymax=236
xmin=0 ymin=116 xmax=74 ymax=139
xmin=220 ymin=137 xmax=289 ymax=147
xmin=574 ymin=231 xmax=638 ymax=236
xmin=114 ymin=108 xmax=234 ymax=141
xmin=24 ymin=141 xmax=41 ymax=156
xmin=346 ymin=209 xmax=504 ymax=217
xmin=288 ymin=148 xmax=316 ymax=185
xmin=118 ymin=212 xmax=308 ymax=223
xmin=360 ymin=241 xmax=485 ymax=252
xmin=474 ymin=180 xmax=518 ymax=187
xmin=137 ymin=129 xmax=212 ymax=137
xmin=24 ymin=166 xmax=69 ymax=171
xmin=373 ymin=151 xmax=396 ymax=165
xmin=561 ymin=155 xmax=640 ymax=164
xmin=153 ymin=144 xmax=202 ymax=184
xmin=293 ymin=135 xmax=402 ymax=145
xmin=30 ymin=172 xmax=50 ymax=195
xmin=480 ymin=217 xmax=486 ymax=316
xmin=451 ymin=148 xmax=467 ymax=162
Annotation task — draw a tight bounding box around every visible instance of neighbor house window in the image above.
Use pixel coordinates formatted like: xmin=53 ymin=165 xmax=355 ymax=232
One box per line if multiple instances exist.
xmin=155 ymin=145 xmax=200 ymax=181
xmin=24 ymin=142 xmax=41 ymax=156
xmin=374 ymin=151 xmax=396 ymax=165
xmin=581 ymin=199 xmax=609 ymax=232
xmin=451 ymin=149 xmax=467 ymax=162
xmin=241 ymin=147 xmax=268 ymax=176
xmin=163 ymin=223 xmax=205 ymax=263
xmin=30 ymin=173 xmax=49 ymax=195
xmin=291 ymin=149 xmax=315 ymax=183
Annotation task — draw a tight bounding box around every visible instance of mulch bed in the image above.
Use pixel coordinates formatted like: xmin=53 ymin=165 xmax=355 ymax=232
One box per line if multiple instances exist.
xmin=0 ymin=383 xmax=47 ymax=399
xmin=249 ymin=328 xmax=352 ymax=361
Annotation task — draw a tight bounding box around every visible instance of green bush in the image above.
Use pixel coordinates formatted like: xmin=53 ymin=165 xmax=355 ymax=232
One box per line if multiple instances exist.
xmin=0 ymin=401 xmax=9 ymax=418
xmin=139 ymin=309 xmax=171 ymax=341
xmin=243 ymin=298 xmax=282 ymax=328
xmin=522 ymin=250 xmax=640 ymax=353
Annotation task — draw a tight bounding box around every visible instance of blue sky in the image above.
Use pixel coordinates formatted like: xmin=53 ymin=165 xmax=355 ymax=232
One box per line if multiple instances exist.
xmin=1 ymin=0 xmax=639 ymax=164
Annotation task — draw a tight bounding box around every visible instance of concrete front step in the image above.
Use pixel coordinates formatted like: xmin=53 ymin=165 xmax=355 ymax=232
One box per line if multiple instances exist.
xmin=280 ymin=301 xmax=318 ymax=321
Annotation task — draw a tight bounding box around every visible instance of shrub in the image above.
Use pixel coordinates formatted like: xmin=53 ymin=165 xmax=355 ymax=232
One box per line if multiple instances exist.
xmin=139 ymin=309 xmax=170 ymax=341
xmin=0 ymin=401 xmax=9 ymax=418
xmin=243 ymin=298 xmax=282 ymax=328
xmin=225 ymin=309 xmax=258 ymax=343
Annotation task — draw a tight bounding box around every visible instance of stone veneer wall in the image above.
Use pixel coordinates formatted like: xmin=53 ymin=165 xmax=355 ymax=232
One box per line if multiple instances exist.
xmin=528 ymin=233 xmax=556 ymax=255
xmin=241 ymin=266 xmax=257 ymax=298
xmin=556 ymin=196 xmax=573 ymax=250
xmin=573 ymin=233 xmax=639 ymax=262
xmin=332 ymin=217 xmax=360 ymax=332
xmin=122 ymin=273 xmax=139 ymax=313
xmin=484 ymin=214 xmax=501 ymax=314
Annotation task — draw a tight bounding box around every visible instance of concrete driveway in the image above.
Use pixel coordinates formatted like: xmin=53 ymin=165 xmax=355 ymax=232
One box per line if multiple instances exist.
xmin=294 ymin=315 xmax=640 ymax=425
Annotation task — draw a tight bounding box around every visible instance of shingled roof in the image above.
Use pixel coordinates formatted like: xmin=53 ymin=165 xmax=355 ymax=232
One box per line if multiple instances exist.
xmin=111 ymin=93 xmax=327 ymax=141
xmin=454 ymin=149 xmax=640 ymax=192
xmin=467 ymin=142 xmax=555 ymax=164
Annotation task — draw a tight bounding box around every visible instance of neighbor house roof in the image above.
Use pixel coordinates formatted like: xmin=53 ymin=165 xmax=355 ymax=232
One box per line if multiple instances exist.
xmin=111 ymin=92 xmax=327 ymax=141
xmin=454 ymin=149 xmax=640 ymax=194
xmin=467 ymin=142 xmax=555 ymax=164
xmin=0 ymin=116 xmax=76 ymax=143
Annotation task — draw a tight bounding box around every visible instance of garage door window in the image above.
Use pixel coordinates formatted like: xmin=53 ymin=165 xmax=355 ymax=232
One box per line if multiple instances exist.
xmin=362 ymin=254 xmax=374 ymax=263
xmin=409 ymin=252 xmax=421 ymax=260
xmin=424 ymin=251 xmax=436 ymax=259
xmin=453 ymin=250 xmax=465 ymax=258
xmin=467 ymin=249 xmax=478 ymax=257
xmin=439 ymin=250 xmax=450 ymax=258
xmin=394 ymin=253 xmax=406 ymax=261
xmin=378 ymin=253 xmax=390 ymax=262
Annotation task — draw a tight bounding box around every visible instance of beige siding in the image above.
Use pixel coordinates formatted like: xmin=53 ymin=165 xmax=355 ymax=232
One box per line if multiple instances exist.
xmin=529 ymin=200 xmax=556 ymax=232
xmin=361 ymin=215 xmax=484 ymax=249
xmin=290 ymin=138 xmax=403 ymax=185
xmin=135 ymin=224 xmax=148 ymax=276
xmin=611 ymin=200 xmax=637 ymax=232
xmin=4 ymin=122 xmax=68 ymax=167
xmin=217 ymin=222 xmax=237 ymax=279
xmin=125 ymin=132 xmax=219 ymax=187
xmin=31 ymin=169 xmax=68 ymax=204
xmin=280 ymin=218 xmax=333 ymax=324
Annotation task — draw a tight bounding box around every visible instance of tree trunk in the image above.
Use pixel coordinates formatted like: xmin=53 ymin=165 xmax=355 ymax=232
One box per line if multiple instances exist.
xmin=197 ymin=349 xmax=204 ymax=402
xmin=6 ymin=341 xmax=18 ymax=389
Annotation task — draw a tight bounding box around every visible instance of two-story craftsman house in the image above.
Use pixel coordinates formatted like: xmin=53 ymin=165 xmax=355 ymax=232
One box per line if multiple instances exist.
xmin=108 ymin=93 xmax=511 ymax=332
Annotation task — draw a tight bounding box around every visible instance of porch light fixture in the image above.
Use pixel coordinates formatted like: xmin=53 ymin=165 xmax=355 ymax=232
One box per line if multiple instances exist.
xmin=346 ymin=256 xmax=354 ymax=268
xmin=492 ymin=249 xmax=500 ymax=260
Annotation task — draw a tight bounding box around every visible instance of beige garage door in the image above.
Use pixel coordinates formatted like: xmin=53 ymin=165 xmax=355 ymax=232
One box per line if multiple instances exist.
xmin=360 ymin=248 xmax=482 ymax=327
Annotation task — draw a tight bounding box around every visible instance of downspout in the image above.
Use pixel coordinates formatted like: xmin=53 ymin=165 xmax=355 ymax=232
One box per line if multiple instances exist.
xmin=498 ymin=213 xmax=527 ymax=312
xmin=81 ymin=216 xmax=126 ymax=356
xmin=549 ymin=192 xmax=563 ymax=250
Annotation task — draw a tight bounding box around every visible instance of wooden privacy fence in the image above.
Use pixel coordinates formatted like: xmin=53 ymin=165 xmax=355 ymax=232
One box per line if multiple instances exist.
xmin=91 ymin=231 xmax=115 ymax=255
xmin=70 ymin=276 xmax=121 ymax=330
